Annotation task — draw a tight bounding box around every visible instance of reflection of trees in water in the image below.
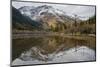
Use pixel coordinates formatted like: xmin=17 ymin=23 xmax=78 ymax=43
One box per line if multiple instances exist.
xmin=38 ymin=37 xmax=58 ymax=54
xmin=37 ymin=36 xmax=87 ymax=54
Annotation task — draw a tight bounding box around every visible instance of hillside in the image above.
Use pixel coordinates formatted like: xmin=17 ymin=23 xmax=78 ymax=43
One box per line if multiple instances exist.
xmin=12 ymin=6 xmax=42 ymax=30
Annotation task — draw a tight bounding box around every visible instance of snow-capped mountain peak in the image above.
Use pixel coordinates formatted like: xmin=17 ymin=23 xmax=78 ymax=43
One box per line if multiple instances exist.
xmin=18 ymin=5 xmax=75 ymax=29
xmin=19 ymin=5 xmax=66 ymax=20
xmin=36 ymin=5 xmax=65 ymax=16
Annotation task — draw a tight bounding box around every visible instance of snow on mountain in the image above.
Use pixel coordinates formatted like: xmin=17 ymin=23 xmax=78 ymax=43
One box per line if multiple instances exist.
xmin=18 ymin=5 xmax=67 ymax=22
xmin=18 ymin=5 xmax=76 ymax=30
xmin=19 ymin=6 xmax=35 ymax=17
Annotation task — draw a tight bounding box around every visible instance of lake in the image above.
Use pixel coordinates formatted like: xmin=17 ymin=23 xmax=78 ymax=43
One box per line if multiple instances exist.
xmin=12 ymin=35 xmax=96 ymax=65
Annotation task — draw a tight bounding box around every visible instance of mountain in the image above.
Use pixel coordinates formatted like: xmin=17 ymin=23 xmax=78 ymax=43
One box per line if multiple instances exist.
xmin=19 ymin=5 xmax=75 ymax=31
xmin=12 ymin=5 xmax=95 ymax=34
xmin=19 ymin=5 xmax=74 ymax=22
xmin=12 ymin=6 xmax=42 ymax=30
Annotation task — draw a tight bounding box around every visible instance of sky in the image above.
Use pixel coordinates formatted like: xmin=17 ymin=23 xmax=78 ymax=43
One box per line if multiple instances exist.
xmin=12 ymin=1 xmax=95 ymax=20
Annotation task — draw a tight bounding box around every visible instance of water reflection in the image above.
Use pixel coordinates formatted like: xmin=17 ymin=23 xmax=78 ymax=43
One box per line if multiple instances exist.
xmin=12 ymin=36 xmax=96 ymax=65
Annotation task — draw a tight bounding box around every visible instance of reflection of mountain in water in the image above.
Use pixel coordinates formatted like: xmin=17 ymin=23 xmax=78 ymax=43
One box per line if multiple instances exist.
xmin=12 ymin=36 xmax=95 ymax=61
xmin=12 ymin=46 xmax=95 ymax=65
xmin=12 ymin=36 xmax=96 ymax=66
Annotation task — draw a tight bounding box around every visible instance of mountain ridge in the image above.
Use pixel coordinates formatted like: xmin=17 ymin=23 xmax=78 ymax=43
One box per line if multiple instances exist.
xmin=18 ymin=5 xmax=76 ymax=31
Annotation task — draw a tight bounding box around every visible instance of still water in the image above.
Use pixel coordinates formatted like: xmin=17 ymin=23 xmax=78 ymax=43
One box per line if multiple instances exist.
xmin=12 ymin=36 xmax=96 ymax=65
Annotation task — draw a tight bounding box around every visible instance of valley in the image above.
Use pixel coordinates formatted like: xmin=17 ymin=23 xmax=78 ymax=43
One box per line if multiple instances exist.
xmin=11 ymin=1 xmax=96 ymax=66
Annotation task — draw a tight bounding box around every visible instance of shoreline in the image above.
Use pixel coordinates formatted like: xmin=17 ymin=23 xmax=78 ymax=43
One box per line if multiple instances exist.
xmin=12 ymin=33 xmax=96 ymax=39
